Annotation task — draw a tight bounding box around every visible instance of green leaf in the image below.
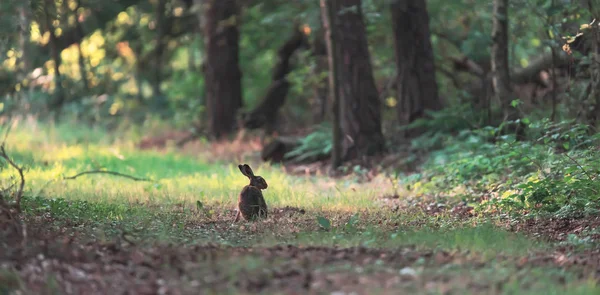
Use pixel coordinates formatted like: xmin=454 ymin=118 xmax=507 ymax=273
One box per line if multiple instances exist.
xmin=563 ymin=142 xmax=570 ymax=150
xmin=511 ymin=99 xmax=521 ymax=108
xmin=345 ymin=213 xmax=359 ymax=230
xmin=317 ymin=216 xmax=331 ymax=230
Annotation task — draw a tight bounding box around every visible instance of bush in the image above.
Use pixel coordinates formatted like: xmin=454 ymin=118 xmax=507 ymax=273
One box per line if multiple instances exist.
xmin=404 ymin=118 xmax=600 ymax=217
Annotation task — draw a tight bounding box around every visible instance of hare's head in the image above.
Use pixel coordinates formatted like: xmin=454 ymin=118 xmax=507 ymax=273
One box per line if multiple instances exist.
xmin=238 ymin=164 xmax=268 ymax=189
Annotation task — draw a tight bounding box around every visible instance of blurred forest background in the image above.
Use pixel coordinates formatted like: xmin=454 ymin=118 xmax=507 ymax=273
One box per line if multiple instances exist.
xmin=0 ymin=0 xmax=598 ymax=168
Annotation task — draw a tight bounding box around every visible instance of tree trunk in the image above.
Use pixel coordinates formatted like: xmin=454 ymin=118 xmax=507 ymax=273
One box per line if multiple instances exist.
xmin=586 ymin=1 xmax=600 ymax=129
xmin=152 ymin=0 xmax=167 ymax=109
xmin=201 ymin=0 xmax=243 ymax=139
xmin=492 ymin=0 xmax=525 ymax=137
xmin=390 ymin=0 xmax=441 ymax=137
xmin=329 ymin=0 xmax=385 ymax=160
xmin=44 ymin=0 xmax=64 ymax=118
xmin=492 ymin=0 xmax=517 ymax=121
xmin=17 ymin=3 xmax=31 ymax=83
xmin=320 ymin=0 xmax=343 ymax=168
xmin=242 ymin=26 xmax=307 ymax=133
xmin=74 ymin=0 xmax=89 ymax=90
xmin=310 ymin=27 xmax=329 ymax=124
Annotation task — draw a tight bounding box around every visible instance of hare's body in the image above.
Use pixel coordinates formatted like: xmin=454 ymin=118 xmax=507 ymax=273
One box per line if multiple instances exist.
xmin=234 ymin=164 xmax=268 ymax=222
xmin=238 ymin=186 xmax=268 ymax=220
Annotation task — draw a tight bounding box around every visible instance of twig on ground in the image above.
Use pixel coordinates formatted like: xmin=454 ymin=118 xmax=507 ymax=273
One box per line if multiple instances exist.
xmin=34 ymin=170 xmax=153 ymax=198
xmin=63 ymin=170 xmax=153 ymax=182
xmin=0 ymin=145 xmax=25 ymax=212
xmin=121 ymin=230 xmax=138 ymax=246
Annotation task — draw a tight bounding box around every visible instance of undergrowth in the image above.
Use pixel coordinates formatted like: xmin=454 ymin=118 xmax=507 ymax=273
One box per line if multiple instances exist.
xmin=405 ymin=116 xmax=600 ymax=218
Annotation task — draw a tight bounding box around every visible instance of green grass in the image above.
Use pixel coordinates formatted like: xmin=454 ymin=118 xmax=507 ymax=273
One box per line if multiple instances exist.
xmin=289 ymin=223 xmax=548 ymax=258
xmin=2 ymin=123 xmax=393 ymax=212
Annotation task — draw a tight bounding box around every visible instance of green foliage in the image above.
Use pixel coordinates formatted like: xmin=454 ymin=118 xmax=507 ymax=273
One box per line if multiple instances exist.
xmin=406 ymin=118 xmax=600 ymax=217
xmin=317 ymin=215 xmax=331 ymax=231
xmin=406 ymin=104 xmax=483 ymax=151
xmin=284 ymin=124 xmax=332 ymax=162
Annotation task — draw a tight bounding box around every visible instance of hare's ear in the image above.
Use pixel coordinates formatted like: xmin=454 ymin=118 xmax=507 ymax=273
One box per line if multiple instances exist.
xmin=238 ymin=164 xmax=254 ymax=178
xmin=238 ymin=164 xmax=249 ymax=177
xmin=242 ymin=164 xmax=255 ymax=177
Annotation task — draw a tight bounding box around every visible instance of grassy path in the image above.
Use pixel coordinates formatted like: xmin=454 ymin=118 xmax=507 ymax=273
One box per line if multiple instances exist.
xmin=1 ymin=126 xmax=600 ymax=294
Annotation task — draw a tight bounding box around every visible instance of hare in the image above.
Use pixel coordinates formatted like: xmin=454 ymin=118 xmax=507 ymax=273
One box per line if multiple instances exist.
xmin=234 ymin=164 xmax=268 ymax=222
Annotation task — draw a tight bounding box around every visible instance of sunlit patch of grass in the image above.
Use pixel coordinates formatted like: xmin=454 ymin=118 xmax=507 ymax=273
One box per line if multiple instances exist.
xmin=2 ymin=123 xmax=397 ymax=212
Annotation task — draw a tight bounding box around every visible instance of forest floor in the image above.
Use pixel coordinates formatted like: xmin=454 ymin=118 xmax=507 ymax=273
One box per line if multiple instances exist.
xmin=2 ymin=125 xmax=600 ymax=294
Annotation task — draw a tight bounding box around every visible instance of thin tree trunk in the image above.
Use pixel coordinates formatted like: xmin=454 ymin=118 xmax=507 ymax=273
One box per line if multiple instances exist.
xmin=241 ymin=26 xmax=307 ymax=133
xmin=77 ymin=44 xmax=88 ymax=90
xmin=312 ymin=55 xmax=329 ymax=124
xmin=44 ymin=0 xmax=64 ymax=117
xmin=74 ymin=0 xmax=89 ymax=90
xmin=320 ymin=0 xmax=342 ymax=169
xmin=200 ymin=0 xmax=243 ymax=139
xmin=549 ymin=0 xmax=557 ymax=121
xmin=550 ymin=47 xmax=558 ymax=122
xmin=492 ymin=0 xmax=524 ymax=137
xmin=330 ymin=0 xmax=385 ymax=160
xmin=587 ymin=1 xmax=600 ymax=129
xmin=152 ymin=0 xmax=167 ymax=109
xmin=310 ymin=27 xmax=329 ymax=124
xmin=17 ymin=3 xmax=31 ymax=83
xmin=492 ymin=0 xmax=517 ymax=120
xmin=134 ymin=41 xmax=145 ymax=103
xmin=390 ymin=0 xmax=441 ymax=138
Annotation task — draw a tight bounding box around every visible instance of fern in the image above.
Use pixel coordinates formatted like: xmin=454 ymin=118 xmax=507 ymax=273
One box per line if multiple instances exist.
xmin=284 ymin=124 xmax=332 ymax=163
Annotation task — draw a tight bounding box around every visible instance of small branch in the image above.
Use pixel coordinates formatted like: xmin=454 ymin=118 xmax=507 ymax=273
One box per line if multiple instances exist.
xmin=120 ymin=230 xmax=138 ymax=246
xmin=1 ymin=121 xmax=13 ymax=146
xmin=438 ymin=66 xmax=462 ymax=89
xmin=0 ymin=145 xmax=25 ymax=212
xmin=63 ymin=170 xmax=152 ymax=182
xmin=450 ymin=56 xmax=485 ymax=76
xmin=563 ymin=153 xmax=594 ymax=181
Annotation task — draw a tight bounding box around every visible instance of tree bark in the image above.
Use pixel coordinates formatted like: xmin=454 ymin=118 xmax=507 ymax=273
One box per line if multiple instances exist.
xmin=492 ymin=0 xmax=526 ymax=138
xmin=74 ymin=0 xmax=89 ymax=90
xmin=328 ymin=0 xmax=385 ymax=160
xmin=201 ymin=0 xmax=243 ymax=139
xmin=44 ymin=0 xmax=64 ymax=117
xmin=310 ymin=26 xmax=329 ymax=124
xmin=492 ymin=0 xmax=517 ymax=121
xmin=390 ymin=0 xmax=442 ymax=137
xmin=242 ymin=25 xmax=307 ymax=133
xmin=320 ymin=0 xmax=343 ymax=168
xmin=152 ymin=0 xmax=168 ymax=109
xmin=17 ymin=3 xmax=31 ymax=83
xmin=586 ymin=1 xmax=600 ymax=129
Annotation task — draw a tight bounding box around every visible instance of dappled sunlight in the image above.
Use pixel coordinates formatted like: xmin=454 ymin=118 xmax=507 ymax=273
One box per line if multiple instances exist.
xmin=2 ymin=124 xmax=399 ymax=212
